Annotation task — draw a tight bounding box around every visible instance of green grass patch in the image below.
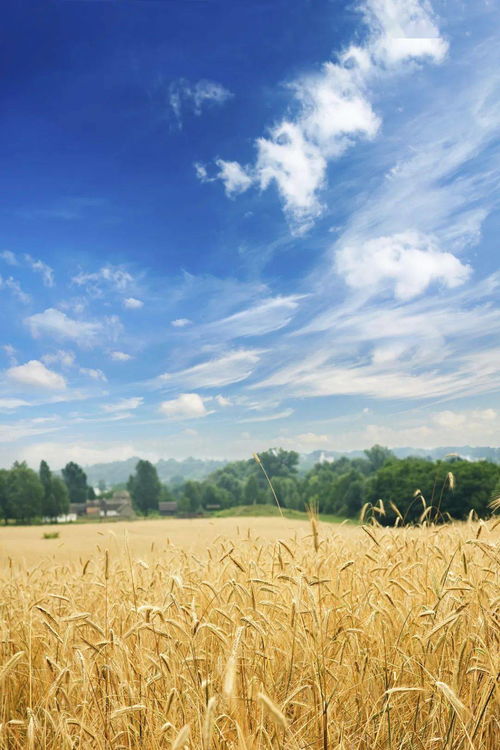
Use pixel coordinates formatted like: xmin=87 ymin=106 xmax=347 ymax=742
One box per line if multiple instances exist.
xmin=42 ymin=531 xmax=60 ymax=540
xmin=213 ymin=504 xmax=350 ymax=524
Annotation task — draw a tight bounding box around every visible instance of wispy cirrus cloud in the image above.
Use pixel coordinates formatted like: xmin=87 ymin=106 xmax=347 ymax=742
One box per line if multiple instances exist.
xmin=157 ymin=349 xmax=262 ymax=389
xmin=169 ymin=78 xmax=233 ymax=128
xmin=198 ymin=0 xmax=447 ymax=230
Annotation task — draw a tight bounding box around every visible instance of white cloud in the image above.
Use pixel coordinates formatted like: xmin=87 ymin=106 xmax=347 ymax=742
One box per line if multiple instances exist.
xmin=79 ymin=367 xmax=107 ymax=382
xmin=6 ymin=360 xmax=66 ymax=391
xmin=42 ymin=350 xmax=76 ymax=368
xmin=110 ymin=351 xmax=133 ymax=361
xmin=363 ymin=0 xmax=448 ymax=66
xmin=198 ymin=159 xmax=253 ymax=197
xmin=0 ymin=275 xmax=31 ymax=304
xmin=102 ymin=397 xmax=143 ymax=413
xmin=171 ymin=318 xmax=192 ymax=328
xmin=170 ymin=78 xmax=232 ymax=126
xmin=239 ymin=408 xmax=294 ymax=423
xmin=433 ymin=408 xmax=497 ymax=430
xmin=206 ymin=295 xmax=302 ymax=338
xmin=275 ymin=432 xmax=331 ymax=451
xmin=159 ymin=393 xmax=209 ymax=419
xmin=72 ymin=265 xmax=133 ymax=295
xmin=158 ymin=349 xmax=262 ymax=389
xmin=24 ymin=255 xmax=55 ymax=287
xmin=0 ymin=250 xmax=17 ymax=265
xmin=18 ymin=442 xmax=144 ymax=471
xmin=26 ymin=308 xmax=101 ymax=346
xmin=0 ymin=422 xmax=62 ymax=445
xmin=362 ymin=408 xmax=500 ymax=450
xmin=2 ymin=344 xmax=17 ymax=365
xmin=0 ymin=398 xmax=30 ymax=410
xmin=123 ymin=297 xmax=143 ymax=309
xmin=336 ymin=231 xmax=471 ymax=300
xmin=200 ymin=0 xmax=446 ymax=229
xmin=215 ymin=394 xmax=231 ymax=407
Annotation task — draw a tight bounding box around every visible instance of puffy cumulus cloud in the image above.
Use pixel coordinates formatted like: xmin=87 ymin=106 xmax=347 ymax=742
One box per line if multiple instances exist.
xmin=433 ymin=408 xmax=497 ymax=430
xmin=6 ymin=360 xmax=66 ymax=390
xmin=102 ymin=397 xmax=143 ymax=413
xmin=42 ymin=350 xmax=76 ymax=368
xmin=171 ymin=318 xmax=192 ymax=328
xmin=195 ymin=160 xmax=253 ymax=197
xmin=335 ymin=231 xmax=471 ymax=300
xmin=158 ymin=349 xmax=262 ymax=389
xmin=215 ymin=394 xmax=231 ymax=407
xmin=169 ymin=78 xmax=232 ymax=127
xmin=26 ymin=308 xmax=102 ymax=346
xmin=110 ymin=351 xmax=133 ymax=361
xmin=362 ymin=0 xmax=448 ymax=66
xmin=123 ymin=297 xmax=143 ymax=310
xmin=199 ymin=0 xmax=446 ymax=229
xmin=159 ymin=393 xmax=209 ymax=419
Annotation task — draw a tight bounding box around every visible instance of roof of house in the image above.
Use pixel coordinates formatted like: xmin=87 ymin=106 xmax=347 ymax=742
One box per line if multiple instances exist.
xmin=159 ymin=501 xmax=177 ymax=511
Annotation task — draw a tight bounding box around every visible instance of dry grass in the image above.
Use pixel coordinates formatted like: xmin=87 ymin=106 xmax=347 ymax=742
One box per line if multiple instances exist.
xmin=0 ymin=517 xmax=499 ymax=748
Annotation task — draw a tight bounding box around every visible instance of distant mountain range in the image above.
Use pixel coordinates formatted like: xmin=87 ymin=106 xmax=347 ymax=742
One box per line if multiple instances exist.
xmin=83 ymin=446 xmax=500 ymax=488
xmin=299 ymin=446 xmax=500 ymax=471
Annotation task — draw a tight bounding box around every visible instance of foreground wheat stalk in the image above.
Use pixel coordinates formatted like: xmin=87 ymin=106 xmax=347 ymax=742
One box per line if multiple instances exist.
xmin=0 ymin=520 xmax=499 ymax=748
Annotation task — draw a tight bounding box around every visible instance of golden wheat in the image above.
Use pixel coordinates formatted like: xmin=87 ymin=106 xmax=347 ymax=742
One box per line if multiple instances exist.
xmin=0 ymin=517 xmax=499 ymax=748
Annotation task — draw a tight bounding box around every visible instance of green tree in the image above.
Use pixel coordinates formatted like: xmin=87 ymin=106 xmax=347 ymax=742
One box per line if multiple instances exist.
xmin=62 ymin=462 xmax=88 ymax=503
xmin=244 ymin=475 xmax=260 ymax=505
xmin=0 ymin=469 xmax=11 ymax=524
xmin=272 ymin=476 xmax=301 ymax=509
xmin=364 ymin=445 xmax=394 ymax=473
xmin=202 ymin=483 xmax=231 ymax=510
xmin=127 ymin=460 xmax=161 ymax=515
xmin=39 ymin=460 xmax=52 ymax=510
xmin=257 ymin=449 xmax=299 ymax=481
xmin=7 ymin=462 xmax=43 ymax=523
xmin=180 ymin=480 xmax=203 ymax=514
xmin=48 ymin=476 xmax=70 ymax=520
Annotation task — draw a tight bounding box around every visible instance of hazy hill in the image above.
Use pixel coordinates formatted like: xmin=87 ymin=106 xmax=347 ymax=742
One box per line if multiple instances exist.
xmin=83 ymin=446 xmax=500 ymax=487
xmin=84 ymin=456 xmax=226 ymax=487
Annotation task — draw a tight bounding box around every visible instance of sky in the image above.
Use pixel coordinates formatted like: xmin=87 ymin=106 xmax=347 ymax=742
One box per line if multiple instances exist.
xmin=1 ymin=0 xmax=499 ymax=469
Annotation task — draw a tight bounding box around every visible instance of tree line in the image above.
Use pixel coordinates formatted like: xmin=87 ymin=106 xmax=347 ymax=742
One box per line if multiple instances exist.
xmin=1 ymin=446 xmax=499 ymax=524
xmin=0 ymin=460 xmax=97 ymax=523
xmin=126 ymin=445 xmax=500 ymax=522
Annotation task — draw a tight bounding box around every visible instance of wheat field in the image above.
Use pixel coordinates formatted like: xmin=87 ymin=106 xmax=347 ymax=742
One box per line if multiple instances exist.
xmin=0 ymin=517 xmax=499 ymax=749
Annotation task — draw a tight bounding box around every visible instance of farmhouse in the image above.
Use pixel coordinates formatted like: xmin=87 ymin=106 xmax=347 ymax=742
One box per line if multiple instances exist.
xmin=159 ymin=500 xmax=178 ymax=516
xmin=69 ymin=490 xmax=136 ymax=519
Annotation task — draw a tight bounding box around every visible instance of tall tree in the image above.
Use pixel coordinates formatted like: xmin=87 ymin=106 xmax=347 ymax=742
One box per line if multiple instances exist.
xmin=62 ymin=462 xmax=88 ymax=503
xmin=47 ymin=478 xmax=70 ymax=520
xmin=0 ymin=469 xmax=11 ymax=524
xmin=39 ymin=460 xmax=53 ymax=518
xmin=127 ymin=460 xmax=161 ymax=515
xmin=7 ymin=462 xmax=43 ymax=523
xmin=364 ymin=445 xmax=394 ymax=473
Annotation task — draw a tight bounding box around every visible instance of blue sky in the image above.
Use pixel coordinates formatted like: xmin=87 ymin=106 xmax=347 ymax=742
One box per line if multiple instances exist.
xmin=1 ymin=0 xmax=499 ymax=469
